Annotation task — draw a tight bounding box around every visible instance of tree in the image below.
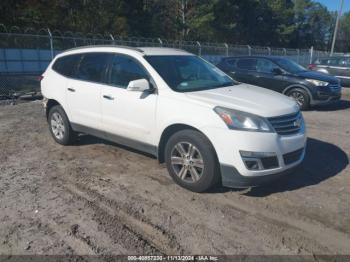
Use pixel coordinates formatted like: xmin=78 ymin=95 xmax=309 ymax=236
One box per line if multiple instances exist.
xmin=337 ymin=11 xmax=350 ymax=52
xmin=292 ymin=0 xmax=333 ymax=49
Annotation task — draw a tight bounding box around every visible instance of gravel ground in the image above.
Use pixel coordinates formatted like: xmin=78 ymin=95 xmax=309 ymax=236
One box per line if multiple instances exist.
xmin=0 ymin=89 xmax=350 ymax=258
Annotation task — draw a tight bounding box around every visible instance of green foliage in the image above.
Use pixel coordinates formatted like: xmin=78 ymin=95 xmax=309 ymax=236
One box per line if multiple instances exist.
xmin=0 ymin=0 xmax=346 ymax=50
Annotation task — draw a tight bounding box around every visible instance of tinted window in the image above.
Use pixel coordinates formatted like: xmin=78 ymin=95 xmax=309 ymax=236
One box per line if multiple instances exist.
xmin=338 ymin=58 xmax=349 ymax=67
xmin=275 ymin=58 xmax=306 ymax=74
xmin=52 ymin=54 xmax=81 ymax=77
xmin=109 ymin=55 xmax=148 ymax=88
xmin=75 ymin=53 xmax=110 ymax=83
xmin=318 ymin=59 xmax=329 ymax=65
xmin=226 ymin=58 xmax=237 ymax=66
xmin=256 ymin=59 xmax=278 ymax=73
xmin=237 ymin=59 xmax=257 ymax=71
xmin=328 ymin=58 xmax=340 ymax=66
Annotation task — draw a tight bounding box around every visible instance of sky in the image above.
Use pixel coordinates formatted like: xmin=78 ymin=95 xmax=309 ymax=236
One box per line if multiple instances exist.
xmin=317 ymin=0 xmax=350 ymax=13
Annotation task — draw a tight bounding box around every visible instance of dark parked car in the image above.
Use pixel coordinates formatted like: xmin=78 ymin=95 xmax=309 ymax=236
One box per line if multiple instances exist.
xmin=217 ymin=56 xmax=341 ymax=110
xmin=309 ymin=56 xmax=350 ymax=87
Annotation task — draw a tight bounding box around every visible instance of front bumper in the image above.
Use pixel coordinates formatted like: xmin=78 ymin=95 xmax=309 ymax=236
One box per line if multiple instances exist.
xmin=311 ymin=93 xmax=341 ymax=105
xmin=220 ymin=163 xmax=300 ymax=188
xmin=202 ymin=126 xmax=307 ymax=188
xmin=310 ymin=85 xmax=342 ymax=106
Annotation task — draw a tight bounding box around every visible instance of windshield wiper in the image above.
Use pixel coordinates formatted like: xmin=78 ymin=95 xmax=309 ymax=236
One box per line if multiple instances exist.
xmin=214 ymin=82 xmax=235 ymax=88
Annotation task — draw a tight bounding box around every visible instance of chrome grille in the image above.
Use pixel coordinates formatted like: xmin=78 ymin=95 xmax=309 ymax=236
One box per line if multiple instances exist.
xmin=268 ymin=112 xmax=302 ymax=136
xmin=328 ymin=83 xmax=341 ymax=92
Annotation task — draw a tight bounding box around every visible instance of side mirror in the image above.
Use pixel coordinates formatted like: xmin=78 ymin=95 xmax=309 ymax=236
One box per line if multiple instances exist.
xmin=126 ymin=79 xmax=150 ymax=92
xmin=272 ymin=68 xmax=283 ymax=75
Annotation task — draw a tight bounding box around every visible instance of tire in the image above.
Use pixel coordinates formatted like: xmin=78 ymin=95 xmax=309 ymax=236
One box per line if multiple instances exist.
xmin=164 ymin=129 xmax=220 ymax=192
xmin=48 ymin=105 xmax=76 ymax=145
xmin=286 ymin=88 xmax=310 ymax=110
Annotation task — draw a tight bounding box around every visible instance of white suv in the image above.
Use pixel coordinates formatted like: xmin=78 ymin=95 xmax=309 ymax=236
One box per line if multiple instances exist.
xmin=41 ymin=46 xmax=306 ymax=192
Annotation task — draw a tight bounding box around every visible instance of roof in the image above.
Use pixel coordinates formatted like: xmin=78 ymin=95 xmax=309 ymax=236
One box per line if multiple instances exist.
xmin=222 ymin=55 xmax=286 ymax=60
xmin=60 ymin=45 xmax=191 ymax=57
xmin=139 ymin=47 xmax=191 ymax=56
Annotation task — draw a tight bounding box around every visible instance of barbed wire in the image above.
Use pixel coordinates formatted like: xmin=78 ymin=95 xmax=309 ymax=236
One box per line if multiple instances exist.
xmin=0 ymin=24 xmax=332 ymax=55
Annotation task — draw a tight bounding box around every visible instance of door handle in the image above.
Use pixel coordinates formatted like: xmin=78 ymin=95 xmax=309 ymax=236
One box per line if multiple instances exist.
xmin=103 ymin=95 xmax=114 ymax=100
xmin=67 ymin=88 xmax=75 ymax=92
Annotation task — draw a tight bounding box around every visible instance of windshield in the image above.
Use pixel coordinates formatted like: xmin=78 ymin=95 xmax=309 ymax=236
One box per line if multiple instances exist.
xmin=275 ymin=58 xmax=306 ymax=74
xmin=145 ymin=55 xmax=236 ymax=92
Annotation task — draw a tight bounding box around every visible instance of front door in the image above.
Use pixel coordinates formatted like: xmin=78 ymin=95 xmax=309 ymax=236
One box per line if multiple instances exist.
xmin=101 ymin=54 xmax=157 ymax=147
xmin=255 ymin=58 xmax=288 ymax=92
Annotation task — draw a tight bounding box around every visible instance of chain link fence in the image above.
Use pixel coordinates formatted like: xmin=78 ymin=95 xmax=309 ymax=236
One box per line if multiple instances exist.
xmin=0 ymin=25 xmax=332 ymax=98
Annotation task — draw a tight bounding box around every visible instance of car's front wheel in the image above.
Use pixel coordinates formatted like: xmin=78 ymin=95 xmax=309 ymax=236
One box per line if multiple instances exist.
xmin=287 ymin=88 xmax=310 ymax=110
xmin=48 ymin=105 xmax=76 ymax=145
xmin=165 ymin=129 xmax=220 ymax=192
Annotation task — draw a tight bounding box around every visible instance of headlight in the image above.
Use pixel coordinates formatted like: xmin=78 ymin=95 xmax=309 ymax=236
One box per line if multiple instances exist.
xmin=214 ymin=107 xmax=273 ymax=132
xmin=305 ymin=79 xmax=329 ymax=86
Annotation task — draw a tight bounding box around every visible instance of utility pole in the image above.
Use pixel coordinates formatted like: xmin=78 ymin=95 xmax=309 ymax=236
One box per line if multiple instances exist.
xmin=330 ymin=0 xmax=344 ymax=56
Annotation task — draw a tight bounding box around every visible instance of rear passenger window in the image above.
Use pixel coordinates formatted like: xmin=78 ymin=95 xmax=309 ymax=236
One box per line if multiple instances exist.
xmin=75 ymin=53 xmax=110 ymax=83
xmin=52 ymin=54 xmax=81 ymax=77
xmin=109 ymin=55 xmax=148 ymax=88
xmin=226 ymin=58 xmax=236 ymax=66
xmin=237 ymin=59 xmax=257 ymax=71
xmin=328 ymin=58 xmax=340 ymax=66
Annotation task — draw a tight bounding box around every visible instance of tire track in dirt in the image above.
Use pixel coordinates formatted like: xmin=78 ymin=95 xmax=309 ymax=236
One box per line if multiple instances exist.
xmin=61 ymin=181 xmax=182 ymax=255
xmin=208 ymin=194 xmax=350 ymax=254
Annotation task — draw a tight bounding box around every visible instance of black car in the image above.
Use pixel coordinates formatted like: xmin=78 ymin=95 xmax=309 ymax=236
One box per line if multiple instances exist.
xmin=309 ymin=56 xmax=350 ymax=87
xmin=216 ymin=56 xmax=341 ymax=110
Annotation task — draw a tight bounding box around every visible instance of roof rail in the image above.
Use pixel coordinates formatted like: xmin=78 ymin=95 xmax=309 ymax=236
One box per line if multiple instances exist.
xmin=64 ymin=45 xmax=144 ymax=53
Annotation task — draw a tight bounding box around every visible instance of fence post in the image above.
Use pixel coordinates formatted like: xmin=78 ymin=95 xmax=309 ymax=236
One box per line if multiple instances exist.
xmin=224 ymin=43 xmax=228 ymax=57
xmin=310 ymin=46 xmax=314 ymax=64
xmin=109 ymin=34 xmax=115 ymax=45
xmin=47 ymin=28 xmax=54 ymax=59
xmin=196 ymin=41 xmax=201 ymax=56
xmin=297 ymin=49 xmax=300 ymax=63
xmin=267 ymin=47 xmax=271 ymax=55
xmin=247 ymin=45 xmax=251 ymax=56
xmin=283 ymin=48 xmax=287 ymax=56
xmin=158 ymin=38 xmax=163 ymax=47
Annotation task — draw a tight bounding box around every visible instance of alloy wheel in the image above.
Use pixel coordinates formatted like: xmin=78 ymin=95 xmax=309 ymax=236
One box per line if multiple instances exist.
xmin=51 ymin=112 xmax=65 ymax=140
xmin=170 ymin=142 xmax=204 ymax=183
xmin=289 ymin=91 xmax=305 ymax=107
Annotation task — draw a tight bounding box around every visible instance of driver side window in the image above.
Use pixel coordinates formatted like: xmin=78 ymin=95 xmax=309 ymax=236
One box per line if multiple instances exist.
xmin=256 ymin=59 xmax=279 ymax=74
xmin=109 ymin=55 xmax=148 ymax=88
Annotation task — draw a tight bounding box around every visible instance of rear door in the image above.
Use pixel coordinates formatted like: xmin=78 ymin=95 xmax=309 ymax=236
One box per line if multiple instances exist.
xmin=234 ymin=58 xmax=258 ymax=85
xmin=66 ymin=53 xmax=110 ymax=130
xmin=101 ymin=54 xmax=157 ymax=146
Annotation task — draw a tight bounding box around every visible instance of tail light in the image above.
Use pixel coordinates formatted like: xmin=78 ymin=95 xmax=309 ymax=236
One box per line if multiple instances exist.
xmin=308 ymin=64 xmax=316 ymax=70
xmin=37 ymin=75 xmax=44 ymax=82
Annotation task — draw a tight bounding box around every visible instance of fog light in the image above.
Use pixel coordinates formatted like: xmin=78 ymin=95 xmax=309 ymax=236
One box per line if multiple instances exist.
xmin=240 ymin=151 xmax=278 ymax=170
xmin=244 ymin=159 xmax=260 ymax=170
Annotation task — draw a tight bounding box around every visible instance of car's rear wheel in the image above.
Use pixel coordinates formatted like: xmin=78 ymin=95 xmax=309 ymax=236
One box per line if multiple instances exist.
xmin=287 ymin=88 xmax=310 ymax=110
xmin=48 ymin=105 xmax=76 ymax=145
xmin=165 ymin=129 xmax=219 ymax=192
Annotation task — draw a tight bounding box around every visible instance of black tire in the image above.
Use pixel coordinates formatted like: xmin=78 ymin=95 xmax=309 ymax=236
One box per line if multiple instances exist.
xmin=48 ymin=105 xmax=76 ymax=145
xmin=286 ymin=88 xmax=310 ymax=110
xmin=164 ymin=129 xmax=220 ymax=192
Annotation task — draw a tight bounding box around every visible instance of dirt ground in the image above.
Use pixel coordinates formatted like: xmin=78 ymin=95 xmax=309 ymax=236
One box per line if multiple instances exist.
xmin=0 ymin=89 xmax=350 ymax=258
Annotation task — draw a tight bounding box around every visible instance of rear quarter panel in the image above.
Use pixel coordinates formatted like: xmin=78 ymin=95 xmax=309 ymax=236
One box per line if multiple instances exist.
xmin=41 ymin=67 xmax=69 ymax=116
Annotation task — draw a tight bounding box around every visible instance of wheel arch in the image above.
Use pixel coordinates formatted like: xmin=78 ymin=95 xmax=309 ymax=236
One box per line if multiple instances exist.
xmin=157 ymin=123 xmax=218 ymax=164
xmin=282 ymin=84 xmax=313 ymax=102
xmin=45 ymin=99 xmax=61 ymax=119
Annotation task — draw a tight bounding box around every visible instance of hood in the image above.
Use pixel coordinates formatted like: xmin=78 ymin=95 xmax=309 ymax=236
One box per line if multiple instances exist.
xmin=185 ymin=84 xmax=299 ymax=118
xmin=295 ymin=70 xmax=339 ymax=83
